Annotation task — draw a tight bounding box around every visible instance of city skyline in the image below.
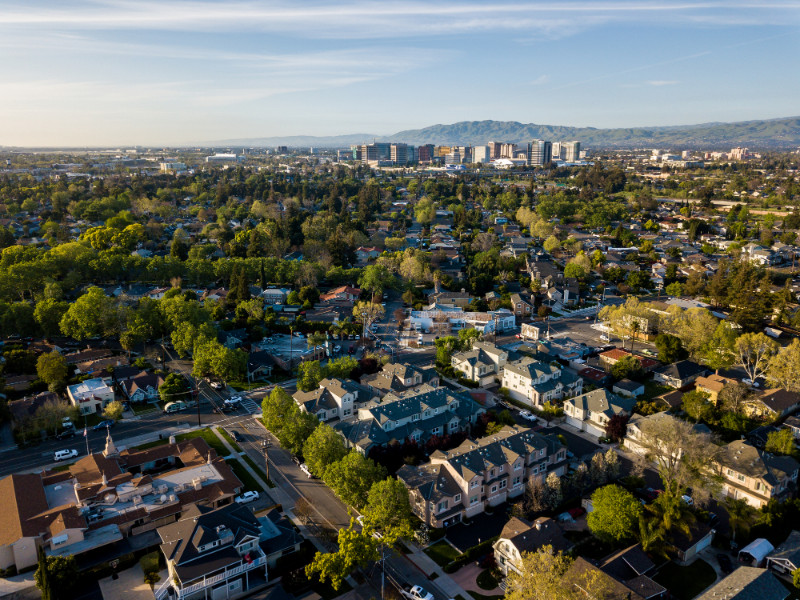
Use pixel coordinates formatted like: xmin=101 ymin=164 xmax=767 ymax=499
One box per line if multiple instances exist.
xmin=1 ymin=0 xmax=799 ymax=146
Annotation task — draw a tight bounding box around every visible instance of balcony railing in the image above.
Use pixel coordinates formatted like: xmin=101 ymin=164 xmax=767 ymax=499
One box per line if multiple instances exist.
xmin=154 ymin=555 xmax=266 ymax=600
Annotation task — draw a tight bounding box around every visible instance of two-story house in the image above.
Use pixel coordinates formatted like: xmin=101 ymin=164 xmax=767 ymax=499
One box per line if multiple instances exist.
xmin=493 ymin=516 xmax=572 ymax=576
xmin=502 ymin=358 xmax=583 ymax=407
xmin=564 ymin=389 xmax=636 ymax=438
xmin=293 ymin=378 xmax=377 ymax=422
xmin=451 ymin=341 xmax=508 ymax=385
xmin=716 ymin=440 xmax=800 ymax=508
xmin=652 ymin=360 xmax=707 ymax=389
xmin=397 ymin=425 xmax=566 ymax=527
xmin=624 ymin=411 xmax=711 ymax=456
xmin=334 ymin=387 xmax=485 ymax=454
xmin=157 ymin=503 xmax=268 ymax=600
xmin=119 ymin=372 xmax=165 ymax=404
xmin=508 ymin=293 xmax=533 ymax=319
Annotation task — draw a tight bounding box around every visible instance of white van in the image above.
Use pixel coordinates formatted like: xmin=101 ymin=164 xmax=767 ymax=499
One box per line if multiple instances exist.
xmin=163 ymin=401 xmax=190 ymax=414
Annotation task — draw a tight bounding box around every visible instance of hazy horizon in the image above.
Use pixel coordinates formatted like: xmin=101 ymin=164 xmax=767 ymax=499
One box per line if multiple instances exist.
xmin=1 ymin=1 xmax=799 ymax=147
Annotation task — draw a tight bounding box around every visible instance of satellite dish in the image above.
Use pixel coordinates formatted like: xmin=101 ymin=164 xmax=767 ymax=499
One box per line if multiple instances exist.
xmin=160 ymin=494 xmax=167 ymax=503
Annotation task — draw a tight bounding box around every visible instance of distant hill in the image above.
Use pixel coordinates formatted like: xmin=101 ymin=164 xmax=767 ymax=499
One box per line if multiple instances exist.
xmin=216 ymin=116 xmax=800 ymax=150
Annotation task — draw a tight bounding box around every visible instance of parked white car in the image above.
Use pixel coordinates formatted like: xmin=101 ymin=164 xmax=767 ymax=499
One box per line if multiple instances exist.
xmin=299 ymin=463 xmax=313 ymax=478
xmin=519 ymin=410 xmax=538 ymax=423
xmin=235 ymin=491 xmax=260 ymax=504
xmin=404 ymin=585 xmax=434 ymax=600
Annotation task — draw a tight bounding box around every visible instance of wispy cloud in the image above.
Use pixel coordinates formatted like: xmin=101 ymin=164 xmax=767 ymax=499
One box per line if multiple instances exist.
xmin=647 ymin=80 xmax=679 ymax=86
xmin=530 ymin=75 xmax=551 ymax=85
xmin=1 ymin=1 xmax=796 ymax=39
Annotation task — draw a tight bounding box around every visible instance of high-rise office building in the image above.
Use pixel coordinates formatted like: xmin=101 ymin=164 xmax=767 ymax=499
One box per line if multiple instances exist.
xmin=552 ymin=142 xmax=563 ymax=160
xmin=360 ymin=142 xmax=391 ymax=164
xmin=564 ymin=141 xmax=581 ymax=162
xmin=472 ymin=146 xmax=490 ymax=163
xmin=417 ymin=144 xmax=435 ymax=163
xmin=500 ymin=143 xmax=517 ymax=159
xmin=390 ymin=143 xmax=409 ymax=165
xmin=488 ymin=141 xmax=503 ymax=159
xmin=527 ymin=140 xmax=552 ymax=166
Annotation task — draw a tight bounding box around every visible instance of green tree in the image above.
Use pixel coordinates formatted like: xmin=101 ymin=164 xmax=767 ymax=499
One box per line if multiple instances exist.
xmin=36 ymin=352 xmax=68 ymax=388
xmin=654 ymin=333 xmax=688 ymax=364
xmin=701 ymin=321 xmax=738 ymax=374
xmin=103 ymin=400 xmax=124 ymax=422
xmin=34 ymin=299 xmax=70 ymax=339
xmin=303 ymin=424 xmax=347 ymax=478
xmin=587 ymin=484 xmax=643 ymax=544
xmin=414 ymin=197 xmax=435 ymax=225
xmin=664 ymin=282 xmax=683 ymax=297
xmin=159 ymin=373 xmax=189 ymax=403
xmin=305 ymin=524 xmax=378 ymax=590
xmin=610 ymin=355 xmax=644 ymax=380
xmin=298 ymin=360 xmax=324 ymax=392
xmin=323 ymin=451 xmax=386 ymax=508
xmin=792 ymin=568 xmax=800 ymax=590
xmin=681 ymin=390 xmax=716 ymax=423
xmin=34 ymin=551 xmax=77 ymax=600
xmin=59 ymin=286 xmax=119 ymax=339
xmin=766 ymin=338 xmax=800 ymax=392
xmin=543 ymin=236 xmax=561 ymax=254
xmin=360 ymin=478 xmax=415 ymax=544
xmin=765 ymin=428 xmax=795 ymax=456
xmin=358 ymin=264 xmax=396 ymax=302
xmin=324 ymin=356 xmax=358 ymax=379
xmin=504 ymin=545 xmax=573 ymax=600
xmin=735 ymin=332 xmax=779 ymax=382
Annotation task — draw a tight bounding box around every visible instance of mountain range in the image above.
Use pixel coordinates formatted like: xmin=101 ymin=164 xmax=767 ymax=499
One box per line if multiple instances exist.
xmin=215 ymin=116 xmax=800 ymax=150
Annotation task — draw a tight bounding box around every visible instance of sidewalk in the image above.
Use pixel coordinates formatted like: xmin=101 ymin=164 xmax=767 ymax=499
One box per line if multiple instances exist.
xmin=403 ymin=543 xmax=472 ymax=600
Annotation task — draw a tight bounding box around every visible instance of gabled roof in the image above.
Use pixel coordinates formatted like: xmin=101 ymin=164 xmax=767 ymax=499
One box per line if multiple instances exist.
xmin=496 ymin=516 xmax=572 ymax=554
xmin=767 ymin=530 xmax=800 ymax=569
xmin=567 ymin=389 xmax=635 ymax=418
xmin=695 ymin=567 xmax=788 ymax=600
xmin=654 ymin=360 xmax=706 ymax=380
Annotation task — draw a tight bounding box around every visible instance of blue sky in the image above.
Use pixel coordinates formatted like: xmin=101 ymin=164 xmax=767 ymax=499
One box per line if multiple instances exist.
xmin=1 ymin=1 xmax=798 ymax=146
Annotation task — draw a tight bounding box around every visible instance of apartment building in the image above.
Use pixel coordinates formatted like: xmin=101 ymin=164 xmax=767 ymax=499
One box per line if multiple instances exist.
xmin=716 ymin=440 xmax=799 ymax=508
xmin=293 ymin=377 xmax=377 ymax=422
xmin=397 ymin=425 xmax=566 ymax=527
xmin=502 ymin=357 xmax=583 ymax=407
xmin=451 ymin=341 xmax=508 ymax=385
xmin=360 ymin=362 xmax=439 ymax=395
xmin=334 ymin=387 xmax=485 ymax=454
xmin=0 ymin=435 xmax=242 ymax=572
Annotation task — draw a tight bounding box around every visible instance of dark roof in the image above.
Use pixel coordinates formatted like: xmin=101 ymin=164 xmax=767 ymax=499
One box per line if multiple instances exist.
xmin=496 ymin=516 xmax=572 ymax=554
xmin=654 ymin=360 xmax=706 ymax=380
xmin=159 ymin=503 xmax=262 ymax=581
xmin=768 ymin=530 xmax=800 ymax=569
xmin=695 ymin=567 xmax=788 ymax=600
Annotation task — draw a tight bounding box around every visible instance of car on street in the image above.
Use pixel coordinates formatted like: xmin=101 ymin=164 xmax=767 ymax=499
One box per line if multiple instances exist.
xmin=348 ymin=346 xmax=355 ymax=355
xmin=209 ymin=380 xmax=223 ymax=389
xmin=518 ymin=410 xmax=538 ymax=422
xmin=404 ymin=585 xmax=434 ymax=600
xmin=716 ymin=553 xmax=734 ymax=574
xmin=235 ymin=491 xmax=260 ymax=504
xmin=299 ymin=463 xmax=313 ymax=478
xmin=231 ymin=430 xmax=244 ymax=443
xmin=93 ymin=419 xmax=115 ymax=431
xmin=54 ymin=449 xmax=79 ymax=462
xmin=333 ymin=344 xmax=341 ymax=353
xmin=356 ymin=515 xmax=384 ymax=539
xmin=56 ymin=429 xmax=76 ymax=440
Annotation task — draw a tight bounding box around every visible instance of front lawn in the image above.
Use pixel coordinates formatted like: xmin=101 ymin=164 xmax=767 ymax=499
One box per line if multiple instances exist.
xmin=653 ymin=559 xmax=716 ymax=600
xmin=242 ymin=454 xmax=275 ymax=488
xmin=424 ymin=539 xmax=461 ymax=567
xmin=225 ymin=457 xmax=265 ymax=492
xmin=640 ymin=381 xmax=671 ymax=402
xmin=217 ymin=427 xmax=242 ymax=453
xmin=174 ymin=428 xmax=230 ymax=457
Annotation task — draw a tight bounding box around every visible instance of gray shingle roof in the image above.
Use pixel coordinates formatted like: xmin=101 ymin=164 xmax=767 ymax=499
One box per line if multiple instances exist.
xmin=695 ymin=567 xmax=788 ymax=600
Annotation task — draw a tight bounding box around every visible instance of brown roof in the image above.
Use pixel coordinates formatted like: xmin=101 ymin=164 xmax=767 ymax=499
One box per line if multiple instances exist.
xmin=0 ymin=473 xmax=51 ymax=545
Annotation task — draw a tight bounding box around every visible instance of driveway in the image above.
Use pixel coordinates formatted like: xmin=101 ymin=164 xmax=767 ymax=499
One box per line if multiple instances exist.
xmin=545 ymin=425 xmax=602 ymax=460
xmin=446 ymin=507 xmax=511 ymax=553
xmin=98 ymin=564 xmax=154 ymax=600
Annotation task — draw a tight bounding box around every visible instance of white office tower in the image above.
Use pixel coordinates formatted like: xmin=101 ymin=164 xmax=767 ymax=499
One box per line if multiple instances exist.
xmin=564 ymin=141 xmax=581 ymax=162
xmin=472 ymin=146 xmax=490 ymax=163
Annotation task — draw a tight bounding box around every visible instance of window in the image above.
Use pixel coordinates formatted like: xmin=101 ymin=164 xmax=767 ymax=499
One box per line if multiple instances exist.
xmin=540 ymin=449 xmax=545 ymax=457
xmin=412 ymin=414 xmax=420 ymax=422
xmin=343 ymin=409 xmax=351 ymax=416
xmin=490 ymin=485 xmax=498 ymax=493
xmin=737 ymin=474 xmax=746 ymax=482
xmin=471 ymin=480 xmax=479 ymax=489
xmin=500 ymin=480 xmax=507 ymax=489
xmin=438 ymin=500 xmax=448 ymax=512
xmin=470 ymin=496 xmax=479 ymax=505
xmin=454 ymin=494 xmax=461 ymax=502
xmin=512 ymin=476 xmax=521 ymax=486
